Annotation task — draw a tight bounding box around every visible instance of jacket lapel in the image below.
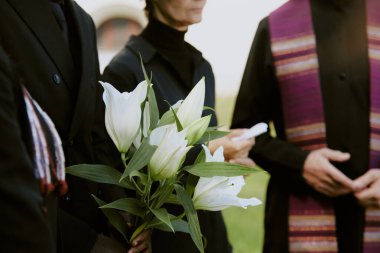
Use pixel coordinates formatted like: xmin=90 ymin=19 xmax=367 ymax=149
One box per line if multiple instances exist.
xmin=7 ymin=0 xmax=75 ymax=91
xmin=66 ymin=0 xmax=97 ymax=139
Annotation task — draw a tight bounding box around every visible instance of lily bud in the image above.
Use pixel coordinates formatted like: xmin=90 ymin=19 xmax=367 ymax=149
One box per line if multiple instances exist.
xmin=148 ymin=125 xmax=192 ymax=181
xmin=176 ymin=77 xmax=205 ymax=128
xmin=100 ymin=81 xmax=148 ymax=153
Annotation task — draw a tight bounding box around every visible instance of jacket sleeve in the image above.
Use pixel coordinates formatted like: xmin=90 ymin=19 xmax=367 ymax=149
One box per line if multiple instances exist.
xmin=0 ymin=49 xmax=54 ymax=253
xmin=231 ymin=18 xmax=309 ymax=180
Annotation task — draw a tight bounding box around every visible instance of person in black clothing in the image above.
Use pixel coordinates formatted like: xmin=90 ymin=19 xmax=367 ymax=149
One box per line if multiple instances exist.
xmin=232 ymin=0 xmax=380 ymax=252
xmin=0 ymin=1 xmax=149 ymax=252
xmin=102 ymin=0 xmax=255 ymax=252
xmin=0 ymin=41 xmax=65 ymax=253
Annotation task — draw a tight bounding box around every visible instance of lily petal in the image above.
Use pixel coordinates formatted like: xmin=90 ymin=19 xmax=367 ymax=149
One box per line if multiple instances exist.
xmin=176 ymin=77 xmax=205 ymax=127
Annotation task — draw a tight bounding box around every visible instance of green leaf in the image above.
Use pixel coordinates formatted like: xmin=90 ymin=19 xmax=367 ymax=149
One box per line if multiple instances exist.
xmin=174 ymin=184 xmax=204 ymax=253
xmin=149 ymin=208 xmax=174 ymax=232
xmin=185 ymin=115 xmax=211 ymax=145
xmin=158 ymin=109 xmax=176 ymax=126
xmin=92 ymin=195 xmax=128 ymax=242
xmin=172 ymin=106 xmax=183 ymax=131
xmin=165 ymin=194 xmax=180 ymax=205
xmin=100 ymin=198 xmax=145 ymax=218
xmin=66 ymin=164 xmax=133 ymax=189
xmin=148 ymin=88 xmax=159 ymax=129
xmin=185 ymin=162 xmax=262 ymax=177
xmin=140 ymin=55 xmax=151 ymax=86
xmin=194 ymin=148 xmax=206 ymax=164
xmin=121 ymin=138 xmax=157 ymax=180
xmin=196 ymin=130 xmax=230 ymax=144
xmin=202 ymin=106 xmax=215 ymax=112
xmin=130 ymin=171 xmax=148 ymax=185
xmin=186 ymin=174 xmax=199 ymax=196
xmin=151 ymin=181 xmax=175 ymax=209
xmin=151 ymin=217 xmax=190 ymax=234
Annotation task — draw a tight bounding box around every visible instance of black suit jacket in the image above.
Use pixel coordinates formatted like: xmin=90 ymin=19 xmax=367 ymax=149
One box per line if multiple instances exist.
xmin=0 ymin=46 xmax=54 ymax=253
xmin=0 ymin=1 xmax=111 ymax=252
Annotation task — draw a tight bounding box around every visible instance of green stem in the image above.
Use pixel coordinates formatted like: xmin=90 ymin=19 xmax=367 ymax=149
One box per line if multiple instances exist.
xmin=121 ymin=153 xmax=144 ymax=194
xmin=131 ymin=177 xmax=144 ymax=195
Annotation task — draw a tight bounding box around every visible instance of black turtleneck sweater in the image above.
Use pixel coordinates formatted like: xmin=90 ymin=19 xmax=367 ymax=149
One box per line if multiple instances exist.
xmin=141 ymin=17 xmax=194 ymax=90
xmin=232 ymin=1 xmax=368 ymax=253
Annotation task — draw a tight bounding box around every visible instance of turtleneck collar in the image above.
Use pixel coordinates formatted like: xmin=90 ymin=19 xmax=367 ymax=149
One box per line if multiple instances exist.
xmin=51 ymin=0 xmax=65 ymax=4
xmin=141 ymin=17 xmax=187 ymax=51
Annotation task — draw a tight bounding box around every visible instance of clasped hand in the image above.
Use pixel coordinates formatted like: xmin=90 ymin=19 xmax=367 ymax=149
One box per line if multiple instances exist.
xmin=303 ymin=148 xmax=380 ymax=208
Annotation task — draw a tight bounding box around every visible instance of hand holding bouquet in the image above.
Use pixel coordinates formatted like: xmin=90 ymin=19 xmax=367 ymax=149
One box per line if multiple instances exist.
xmin=67 ymin=68 xmax=261 ymax=252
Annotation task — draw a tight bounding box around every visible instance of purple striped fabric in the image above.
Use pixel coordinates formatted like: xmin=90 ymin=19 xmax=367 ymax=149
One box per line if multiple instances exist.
xmin=364 ymin=0 xmax=380 ymax=251
xmin=269 ymin=0 xmax=380 ymax=252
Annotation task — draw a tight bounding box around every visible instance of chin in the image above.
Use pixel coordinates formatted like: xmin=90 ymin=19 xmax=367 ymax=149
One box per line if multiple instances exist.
xmin=188 ymin=15 xmax=203 ymax=25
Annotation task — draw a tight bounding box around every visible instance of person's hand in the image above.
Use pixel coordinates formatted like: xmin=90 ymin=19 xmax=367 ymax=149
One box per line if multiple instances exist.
xmin=229 ymin=157 xmax=256 ymax=167
xmin=353 ymin=169 xmax=380 ymax=208
xmin=303 ymin=148 xmax=354 ymax=197
xmin=208 ymin=128 xmax=254 ymax=161
xmin=128 ymin=230 xmax=152 ymax=253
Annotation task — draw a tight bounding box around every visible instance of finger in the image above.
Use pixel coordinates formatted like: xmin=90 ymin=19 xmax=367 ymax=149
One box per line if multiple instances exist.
xmin=357 ymin=197 xmax=378 ymax=208
xmin=320 ymin=148 xmax=350 ymax=162
xmin=355 ymin=187 xmax=377 ymax=202
xmin=314 ymin=183 xmax=338 ymax=197
xmin=141 ymin=246 xmax=152 ymax=253
xmin=129 ymin=242 xmax=148 ymax=253
xmin=228 ymin=128 xmax=247 ymax=137
xmin=353 ymin=170 xmax=379 ymax=191
xmin=132 ymin=235 xmax=145 ymax=245
xmin=319 ymin=174 xmax=350 ymax=195
xmin=130 ymin=230 xmax=151 ymax=252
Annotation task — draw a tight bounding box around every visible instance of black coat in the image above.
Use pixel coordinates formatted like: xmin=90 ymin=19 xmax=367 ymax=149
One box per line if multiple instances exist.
xmin=232 ymin=1 xmax=369 ymax=252
xmin=0 ymin=1 xmax=111 ymax=252
xmin=102 ymin=36 xmax=231 ymax=253
xmin=102 ymin=36 xmax=216 ymax=123
xmin=0 ymin=47 xmax=54 ymax=253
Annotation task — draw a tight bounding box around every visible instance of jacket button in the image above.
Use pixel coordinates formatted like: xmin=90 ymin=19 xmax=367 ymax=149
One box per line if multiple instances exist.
xmin=64 ymin=194 xmax=71 ymax=201
xmin=339 ymin=72 xmax=347 ymax=81
xmin=53 ymin=74 xmax=61 ymax=85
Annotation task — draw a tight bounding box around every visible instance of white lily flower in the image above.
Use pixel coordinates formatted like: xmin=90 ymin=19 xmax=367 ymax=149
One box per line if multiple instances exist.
xmin=100 ymin=80 xmax=148 ymax=153
xmin=171 ymin=100 xmax=183 ymax=110
xmin=176 ymin=77 xmax=205 ymax=128
xmin=148 ymin=125 xmax=192 ymax=181
xmin=192 ymin=145 xmax=262 ymax=211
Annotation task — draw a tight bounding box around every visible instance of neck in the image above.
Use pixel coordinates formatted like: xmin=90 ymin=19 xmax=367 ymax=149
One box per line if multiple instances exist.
xmin=141 ymin=17 xmax=187 ymax=50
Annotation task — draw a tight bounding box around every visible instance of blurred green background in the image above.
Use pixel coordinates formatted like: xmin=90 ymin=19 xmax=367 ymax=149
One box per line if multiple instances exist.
xmin=216 ymin=96 xmax=270 ymax=253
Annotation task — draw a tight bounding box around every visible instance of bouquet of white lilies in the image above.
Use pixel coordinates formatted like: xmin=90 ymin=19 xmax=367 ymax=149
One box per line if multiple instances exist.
xmin=66 ymin=68 xmax=261 ymax=253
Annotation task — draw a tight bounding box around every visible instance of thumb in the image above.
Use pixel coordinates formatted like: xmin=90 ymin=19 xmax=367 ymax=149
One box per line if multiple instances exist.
xmin=321 ymin=148 xmax=350 ymax=162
